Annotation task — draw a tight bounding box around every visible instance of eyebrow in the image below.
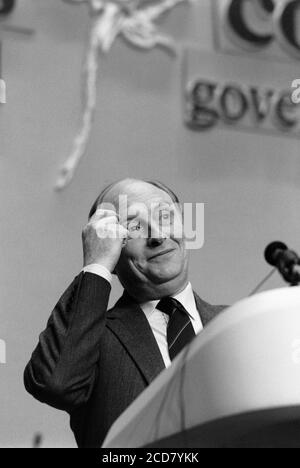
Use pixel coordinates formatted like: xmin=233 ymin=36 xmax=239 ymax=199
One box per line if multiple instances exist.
xmin=125 ymin=215 xmax=138 ymax=222
xmin=123 ymin=202 xmax=173 ymax=220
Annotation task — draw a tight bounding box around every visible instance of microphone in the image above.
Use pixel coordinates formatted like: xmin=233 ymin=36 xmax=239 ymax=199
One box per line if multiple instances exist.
xmin=264 ymin=241 xmax=300 ymax=286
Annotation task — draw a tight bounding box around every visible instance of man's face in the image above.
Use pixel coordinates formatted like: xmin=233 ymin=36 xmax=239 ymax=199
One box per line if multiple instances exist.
xmin=105 ymin=180 xmax=189 ymax=301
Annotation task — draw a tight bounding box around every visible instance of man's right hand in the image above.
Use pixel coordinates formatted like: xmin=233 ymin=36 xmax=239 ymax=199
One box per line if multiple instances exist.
xmin=82 ymin=209 xmax=128 ymax=273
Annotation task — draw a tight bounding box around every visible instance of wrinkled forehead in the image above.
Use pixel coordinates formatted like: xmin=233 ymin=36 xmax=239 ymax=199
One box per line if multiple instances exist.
xmin=103 ymin=181 xmax=175 ymax=220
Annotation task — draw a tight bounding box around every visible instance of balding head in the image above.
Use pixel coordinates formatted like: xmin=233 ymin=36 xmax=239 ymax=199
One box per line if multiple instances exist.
xmin=89 ymin=178 xmax=179 ymax=220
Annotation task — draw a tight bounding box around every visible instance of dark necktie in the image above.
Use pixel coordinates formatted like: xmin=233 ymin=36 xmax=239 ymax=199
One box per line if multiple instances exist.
xmin=157 ymin=297 xmax=196 ymax=361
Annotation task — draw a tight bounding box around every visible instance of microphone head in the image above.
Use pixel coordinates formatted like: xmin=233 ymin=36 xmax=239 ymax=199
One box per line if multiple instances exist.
xmin=264 ymin=241 xmax=288 ymax=266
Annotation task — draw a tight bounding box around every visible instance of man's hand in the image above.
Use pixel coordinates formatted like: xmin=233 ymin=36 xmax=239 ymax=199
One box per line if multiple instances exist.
xmin=82 ymin=209 xmax=128 ymax=273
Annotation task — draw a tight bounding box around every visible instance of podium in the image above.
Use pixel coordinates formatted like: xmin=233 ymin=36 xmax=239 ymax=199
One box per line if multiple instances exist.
xmin=103 ymin=287 xmax=300 ymax=448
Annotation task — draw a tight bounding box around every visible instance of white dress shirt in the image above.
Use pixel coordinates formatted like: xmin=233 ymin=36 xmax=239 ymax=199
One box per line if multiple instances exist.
xmin=82 ymin=265 xmax=203 ymax=367
xmin=83 ymin=263 xmax=113 ymax=283
xmin=139 ymin=283 xmax=203 ymax=367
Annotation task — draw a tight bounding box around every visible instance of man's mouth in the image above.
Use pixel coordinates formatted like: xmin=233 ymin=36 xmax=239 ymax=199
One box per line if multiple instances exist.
xmin=148 ymin=248 xmax=176 ymax=261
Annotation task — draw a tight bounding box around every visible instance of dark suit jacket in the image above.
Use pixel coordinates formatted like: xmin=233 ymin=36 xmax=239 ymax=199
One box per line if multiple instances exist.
xmin=24 ymin=272 xmax=226 ymax=448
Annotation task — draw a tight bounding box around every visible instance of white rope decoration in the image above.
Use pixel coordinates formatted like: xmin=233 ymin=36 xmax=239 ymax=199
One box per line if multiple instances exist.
xmin=55 ymin=0 xmax=192 ymax=190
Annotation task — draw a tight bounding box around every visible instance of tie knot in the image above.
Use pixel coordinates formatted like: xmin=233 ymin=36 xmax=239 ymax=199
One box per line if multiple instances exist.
xmin=157 ymin=297 xmax=183 ymax=317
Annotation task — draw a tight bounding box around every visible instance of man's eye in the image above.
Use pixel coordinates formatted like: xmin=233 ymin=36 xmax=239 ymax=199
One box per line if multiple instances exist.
xmin=127 ymin=221 xmax=142 ymax=232
xmin=159 ymin=210 xmax=173 ymax=223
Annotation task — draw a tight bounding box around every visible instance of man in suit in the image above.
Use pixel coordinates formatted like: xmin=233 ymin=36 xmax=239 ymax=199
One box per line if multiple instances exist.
xmin=24 ymin=178 xmax=226 ymax=448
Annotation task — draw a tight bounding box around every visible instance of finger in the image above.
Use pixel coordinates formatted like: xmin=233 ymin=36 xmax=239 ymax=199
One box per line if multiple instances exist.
xmin=92 ymin=209 xmax=119 ymax=222
xmin=93 ymin=216 xmax=120 ymax=231
xmin=101 ymin=224 xmax=129 ymax=240
xmin=94 ymin=221 xmax=129 ymax=240
xmin=116 ymin=224 xmax=129 ymax=239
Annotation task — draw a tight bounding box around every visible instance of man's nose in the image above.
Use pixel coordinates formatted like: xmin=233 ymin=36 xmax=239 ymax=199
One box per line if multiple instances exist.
xmin=146 ymin=223 xmax=166 ymax=248
xmin=147 ymin=237 xmax=165 ymax=248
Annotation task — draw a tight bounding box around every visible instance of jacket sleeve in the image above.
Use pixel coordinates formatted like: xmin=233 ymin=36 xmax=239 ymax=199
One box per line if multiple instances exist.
xmin=24 ymin=272 xmax=111 ymax=412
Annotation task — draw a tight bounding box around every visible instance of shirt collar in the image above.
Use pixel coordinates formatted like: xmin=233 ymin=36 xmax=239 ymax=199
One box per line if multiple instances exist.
xmin=140 ymin=282 xmax=198 ymax=322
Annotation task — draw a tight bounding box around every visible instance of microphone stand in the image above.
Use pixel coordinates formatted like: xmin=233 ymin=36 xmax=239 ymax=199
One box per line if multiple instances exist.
xmin=249 ymin=268 xmax=277 ymax=297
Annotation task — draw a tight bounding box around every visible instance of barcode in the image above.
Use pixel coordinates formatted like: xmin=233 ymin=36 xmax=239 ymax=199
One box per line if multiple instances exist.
xmin=0 ymin=79 xmax=6 ymax=104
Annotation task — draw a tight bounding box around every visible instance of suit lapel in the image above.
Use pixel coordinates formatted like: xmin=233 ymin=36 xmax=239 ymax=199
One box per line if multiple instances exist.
xmin=106 ymin=290 xmax=225 ymax=385
xmin=193 ymin=291 xmax=226 ymax=326
xmin=107 ymin=294 xmax=165 ymax=385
